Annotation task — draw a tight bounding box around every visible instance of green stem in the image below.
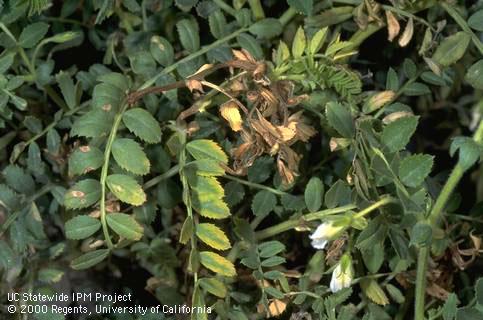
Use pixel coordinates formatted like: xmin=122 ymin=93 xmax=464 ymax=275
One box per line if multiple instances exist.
xmin=212 ymin=0 xmax=237 ymax=17
xmin=18 ymin=46 xmax=35 ymax=75
xmin=440 ymin=2 xmax=483 ymax=55
xmin=414 ymin=163 xmax=465 ymax=320
xmin=99 ymin=104 xmax=129 ymax=250
xmin=414 ymin=120 xmax=483 ymax=320
xmin=44 ymin=85 xmax=69 ymax=111
xmin=12 ymin=103 xmax=86 ymax=163
xmin=223 ymin=174 xmax=288 ymax=196
xmin=248 ymin=0 xmax=265 ymax=20
xmin=0 ymin=183 xmax=55 ymax=236
xmin=255 ymin=196 xmax=395 ymax=241
xmin=255 ymin=204 xmax=356 ymax=241
xmin=139 ymin=28 xmax=247 ymax=90
xmin=353 ymin=196 xmax=397 ymax=219
xmin=143 ymin=165 xmax=180 ymax=190
xmin=279 ymin=7 xmax=297 ymax=26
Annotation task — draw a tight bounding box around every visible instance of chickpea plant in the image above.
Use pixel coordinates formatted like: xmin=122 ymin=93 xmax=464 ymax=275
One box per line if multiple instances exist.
xmin=1 ymin=0 xmax=483 ymax=320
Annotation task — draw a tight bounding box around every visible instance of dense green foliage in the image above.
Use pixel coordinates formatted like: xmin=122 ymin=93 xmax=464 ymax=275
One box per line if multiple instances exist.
xmin=1 ymin=0 xmax=483 ymax=319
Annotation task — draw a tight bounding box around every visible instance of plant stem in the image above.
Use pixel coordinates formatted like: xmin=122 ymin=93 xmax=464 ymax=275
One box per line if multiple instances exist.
xmin=279 ymin=7 xmax=297 ymax=26
xmin=440 ymin=2 xmax=483 ymax=55
xmin=255 ymin=204 xmax=356 ymax=240
xmin=255 ymin=196 xmax=395 ymax=241
xmin=143 ymin=165 xmax=180 ymax=190
xmin=223 ymin=174 xmax=288 ymax=196
xmin=139 ymin=28 xmax=247 ymax=90
xmin=99 ymin=103 xmax=129 ymax=250
xmin=0 ymin=183 xmax=55 ymax=236
xmin=353 ymin=196 xmax=397 ymax=219
xmin=248 ymin=0 xmax=265 ymax=20
xmin=212 ymin=0 xmax=237 ymax=17
xmin=414 ymin=120 xmax=483 ymax=320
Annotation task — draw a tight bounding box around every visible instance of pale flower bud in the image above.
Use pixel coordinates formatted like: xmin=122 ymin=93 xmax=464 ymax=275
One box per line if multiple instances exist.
xmin=309 ymin=221 xmax=346 ymax=250
xmin=330 ymin=254 xmax=353 ymax=292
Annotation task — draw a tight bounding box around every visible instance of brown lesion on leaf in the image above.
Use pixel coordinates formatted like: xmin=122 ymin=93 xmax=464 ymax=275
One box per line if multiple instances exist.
xmin=79 ymin=145 xmax=91 ymax=153
xmin=102 ymin=103 xmax=112 ymax=112
xmin=70 ymin=190 xmax=85 ymax=198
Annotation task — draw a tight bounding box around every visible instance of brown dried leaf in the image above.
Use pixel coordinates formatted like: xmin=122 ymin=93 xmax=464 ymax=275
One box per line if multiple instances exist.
xmin=186 ymin=79 xmax=204 ymax=93
xmin=220 ymin=101 xmax=243 ymax=131
xmin=398 ymin=17 xmax=414 ymax=47
xmin=268 ymin=300 xmax=287 ymax=317
xmin=386 ymin=11 xmax=400 ymax=42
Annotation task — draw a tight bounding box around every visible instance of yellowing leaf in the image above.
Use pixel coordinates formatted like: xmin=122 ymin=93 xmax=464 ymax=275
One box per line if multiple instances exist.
xmin=361 ymin=279 xmax=389 ymax=305
xmin=199 ymin=251 xmax=236 ymax=277
xmin=190 ymin=176 xmax=224 ymax=199
xmin=192 ymin=193 xmax=230 ymax=219
xmin=198 ymin=278 xmax=227 ymax=298
xmin=186 ymin=139 xmax=228 ymax=164
xmin=292 ymin=26 xmax=306 ymax=58
xmin=196 ymin=223 xmax=231 ymax=250
xmin=220 ymin=101 xmax=243 ymax=131
xmin=106 ymin=174 xmax=146 ymax=206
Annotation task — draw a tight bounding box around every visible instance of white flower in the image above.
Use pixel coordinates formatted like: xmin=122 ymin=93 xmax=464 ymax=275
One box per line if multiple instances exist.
xmin=309 ymin=221 xmax=345 ymax=250
xmin=330 ymin=254 xmax=353 ymax=292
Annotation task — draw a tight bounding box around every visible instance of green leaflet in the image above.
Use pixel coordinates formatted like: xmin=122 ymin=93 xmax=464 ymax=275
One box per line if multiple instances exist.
xmin=398 ymin=154 xmax=434 ymax=188
xmin=249 ymin=18 xmax=283 ymax=39
xmin=176 ymin=19 xmax=200 ymax=53
xmin=56 ymin=71 xmax=78 ymax=109
xmin=305 ymin=177 xmax=324 ymax=212
xmin=92 ymin=82 xmax=124 ymax=112
xmin=111 ymin=138 xmax=150 ymax=175
xmin=381 ymin=116 xmax=419 ymax=153
xmin=150 ymin=36 xmax=174 ymax=67
xmin=106 ymin=174 xmax=146 ymax=206
xmin=122 ymin=108 xmax=161 ymax=144
xmin=71 ymin=109 xmax=113 ymax=138
xmin=465 ymin=60 xmax=483 ymax=90
xmin=236 ymin=33 xmax=263 ymax=60
xmin=71 ymin=249 xmax=110 ymax=270
xmin=287 ymin=0 xmax=313 ymax=16
xmin=68 ymin=146 xmax=104 ymax=176
xmin=106 ymin=213 xmax=144 ymax=240
xmin=196 ymin=223 xmax=231 ymax=250
xmin=209 ymin=10 xmax=228 ymax=39
xmin=292 ymin=26 xmax=306 ymax=58
xmin=326 ymin=101 xmax=354 ymax=138
xmin=198 ymin=278 xmax=227 ymax=298
xmin=468 ymin=10 xmax=483 ymax=31
xmin=64 ymin=179 xmax=101 ymax=209
xmin=65 ymin=215 xmax=101 ymax=240
xmin=251 ymin=190 xmax=277 ymax=217
xmin=199 ymin=251 xmax=236 ymax=277
xmin=432 ymin=32 xmax=471 ymax=67
xmin=19 ymin=22 xmax=49 ymax=48
xmin=3 ymin=164 xmax=35 ymax=195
